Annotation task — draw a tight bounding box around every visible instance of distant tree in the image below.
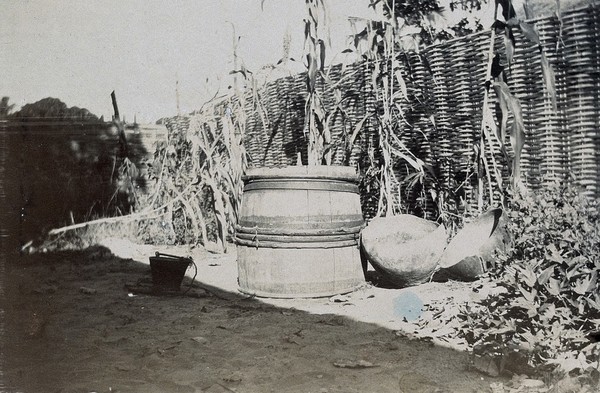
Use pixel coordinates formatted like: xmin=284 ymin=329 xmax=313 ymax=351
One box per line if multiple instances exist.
xmin=0 ymin=96 xmax=15 ymax=119
xmin=14 ymin=97 xmax=68 ymax=119
xmin=378 ymin=0 xmax=486 ymax=46
xmin=12 ymin=97 xmax=100 ymax=122
xmin=366 ymin=0 xmax=585 ymax=50
xmin=70 ymin=106 xmax=100 ymax=121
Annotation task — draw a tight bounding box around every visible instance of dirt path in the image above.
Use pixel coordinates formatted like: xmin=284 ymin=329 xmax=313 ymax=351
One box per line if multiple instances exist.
xmin=2 ymin=247 xmax=505 ymax=393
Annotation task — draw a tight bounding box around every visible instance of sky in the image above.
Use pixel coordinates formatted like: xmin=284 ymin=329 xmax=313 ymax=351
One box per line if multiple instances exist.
xmin=0 ymin=0 xmax=511 ymax=123
xmin=1 ymin=0 xmax=384 ymax=123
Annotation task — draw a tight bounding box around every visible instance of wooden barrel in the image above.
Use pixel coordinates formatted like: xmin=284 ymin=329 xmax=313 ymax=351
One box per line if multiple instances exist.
xmin=235 ymin=165 xmax=365 ymax=298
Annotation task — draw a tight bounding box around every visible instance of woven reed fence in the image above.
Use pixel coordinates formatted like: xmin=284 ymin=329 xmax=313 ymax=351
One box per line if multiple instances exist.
xmin=165 ymin=5 xmax=599 ymax=219
xmin=241 ymin=62 xmax=373 ymax=168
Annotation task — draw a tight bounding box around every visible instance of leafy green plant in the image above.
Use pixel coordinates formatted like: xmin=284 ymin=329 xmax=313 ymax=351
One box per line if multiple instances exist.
xmin=465 ymin=183 xmax=599 ymax=377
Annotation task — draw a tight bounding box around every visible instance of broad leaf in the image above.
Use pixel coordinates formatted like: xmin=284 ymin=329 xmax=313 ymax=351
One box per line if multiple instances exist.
xmin=546 ymin=278 xmax=561 ymax=296
xmin=493 ymin=82 xmax=526 ymax=183
xmin=537 ymin=265 xmax=554 ymax=285
xmin=394 ymin=69 xmax=408 ymax=101
xmin=518 ymin=22 xmax=540 ymax=45
xmin=496 ymin=0 xmax=517 ymax=20
xmin=504 ymin=28 xmax=515 ymax=67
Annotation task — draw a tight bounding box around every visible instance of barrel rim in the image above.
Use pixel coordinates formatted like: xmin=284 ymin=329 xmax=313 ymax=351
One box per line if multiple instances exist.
xmin=243 ymin=165 xmax=359 ymax=183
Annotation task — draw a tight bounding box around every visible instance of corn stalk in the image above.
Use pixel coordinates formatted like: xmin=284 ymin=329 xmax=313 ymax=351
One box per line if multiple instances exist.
xmin=477 ymin=0 xmax=558 ymax=210
xmin=303 ymin=0 xmax=331 ymax=165
xmin=135 ymin=88 xmax=247 ymax=251
xmin=352 ymin=0 xmax=426 ymax=217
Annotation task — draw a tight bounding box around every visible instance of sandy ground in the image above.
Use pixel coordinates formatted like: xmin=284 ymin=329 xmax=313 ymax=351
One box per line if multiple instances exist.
xmin=99 ymin=238 xmax=503 ymax=351
xmin=2 ymin=241 xmax=507 ymax=393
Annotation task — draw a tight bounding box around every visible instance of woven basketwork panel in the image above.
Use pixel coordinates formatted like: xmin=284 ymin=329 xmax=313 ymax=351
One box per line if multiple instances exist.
xmin=235 ymin=4 xmax=599 ymax=216
xmin=241 ymin=74 xmax=307 ymax=168
xmin=562 ymin=7 xmax=600 ymax=196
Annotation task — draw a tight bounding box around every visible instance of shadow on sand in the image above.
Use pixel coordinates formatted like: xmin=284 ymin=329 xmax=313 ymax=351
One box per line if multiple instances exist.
xmin=0 ymin=246 xmax=505 ymax=393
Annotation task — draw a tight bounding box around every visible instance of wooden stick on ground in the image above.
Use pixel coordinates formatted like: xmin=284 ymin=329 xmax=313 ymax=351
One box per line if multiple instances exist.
xmin=47 ymin=213 xmax=164 ymax=236
xmin=48 ymin=182 xmax=197 ymax=235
